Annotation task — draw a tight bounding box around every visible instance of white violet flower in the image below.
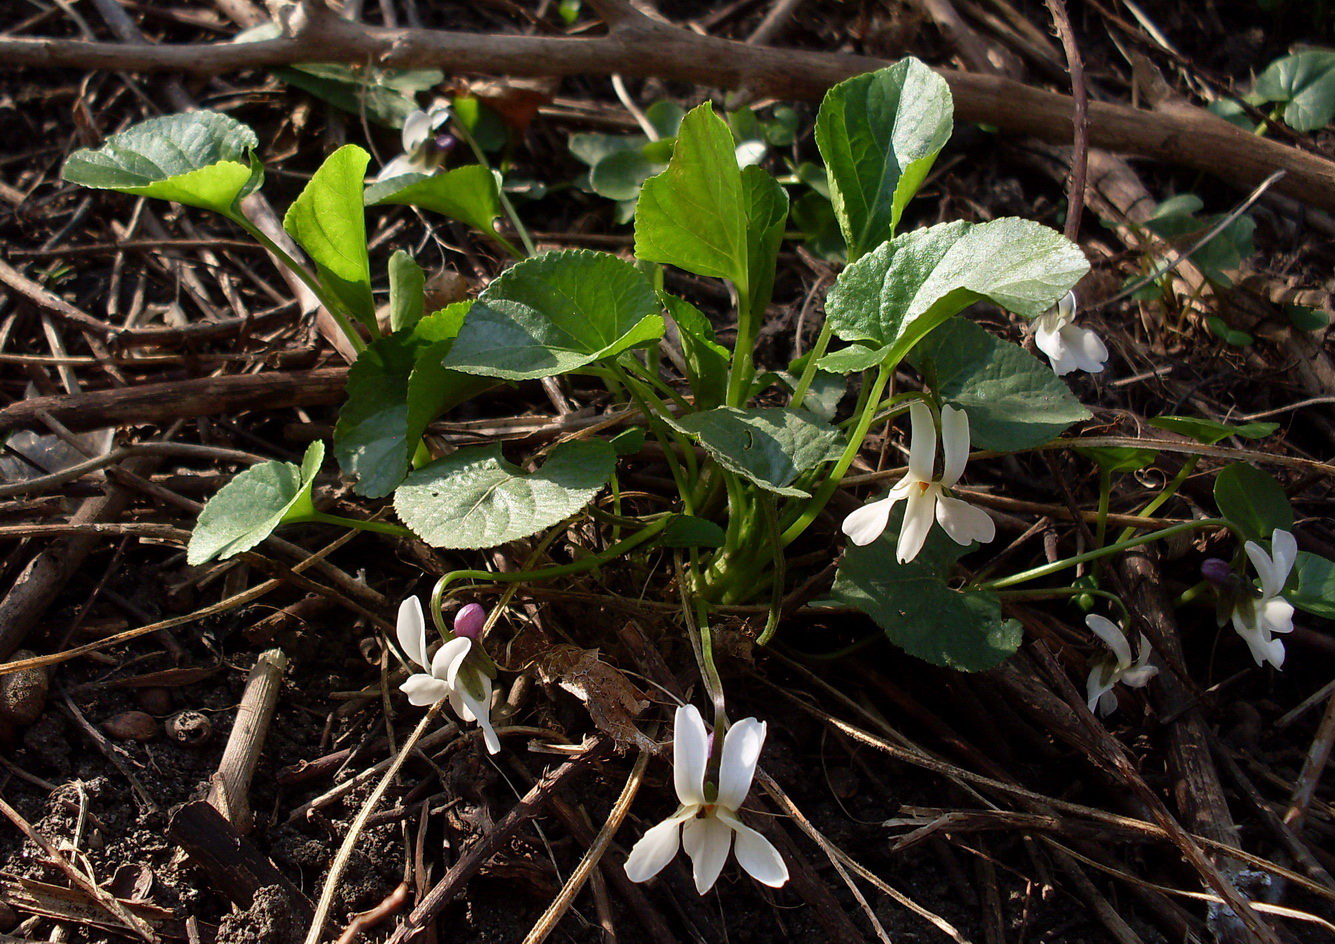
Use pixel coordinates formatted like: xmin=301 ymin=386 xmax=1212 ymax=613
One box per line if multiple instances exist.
xmin=1034 ymin=291 xmax=1109 ymax=376
xmin=624 ymin=705 xmax=788 ymax=894
xmin=1231 ymin=529 xmax=1296 ymax=669
xmin=1085 ymin=614 xmax=1158 ymax=716
xmin=396 ymin=597 xmax=500 ymax=753
xmin=841 ymin=401 xmax=996 ymax=564
xmin=375 ymin=104 xmax=453 ymax=182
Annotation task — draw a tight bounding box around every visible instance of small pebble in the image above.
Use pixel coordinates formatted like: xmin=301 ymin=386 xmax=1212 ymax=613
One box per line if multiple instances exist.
xmin=0 ymin=651 xmax=50 ymax=725
xmin=165 ymin=710 xmax=212 ymax=747
xmin=104 ymin=711 xmax=158 ymax=742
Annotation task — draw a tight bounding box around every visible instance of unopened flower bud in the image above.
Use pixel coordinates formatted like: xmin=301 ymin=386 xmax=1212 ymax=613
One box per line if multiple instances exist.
xmin=453 ymin=603 xmax=486 ymax=640
xmin=432 ymin=132 xmax=458 ymax=154
xmin=1201 ymin=558 xmax=1234 ymax=587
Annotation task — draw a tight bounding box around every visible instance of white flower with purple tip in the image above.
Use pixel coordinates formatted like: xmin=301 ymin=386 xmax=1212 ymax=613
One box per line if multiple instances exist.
xmin=624 ymin=705 xmax=788 ymax=894
xmin=1034 ymin=291 xmax=1108 ymax=376
xmin=841 ymin=401 xmax=996 ymax=564
xmin=1085 ymin=614 xmax=1158 ymax=716
xmin=375 ymin=104 xmax=454 ymax=182
xmin=1231 ymin=529 xmax=1296 ymax=669
xmin=396 ymin=597 xmax=500 ymax=753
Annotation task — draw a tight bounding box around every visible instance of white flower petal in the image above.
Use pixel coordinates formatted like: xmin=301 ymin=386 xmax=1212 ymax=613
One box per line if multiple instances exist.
xmin=906 ymin=401 xmax=937 ymax=482
xmin=1244 ymin=541 xmax=1281 ymax=600
xmin=842 ymin=497 xmax=895 ymax=547
xmin=400 ymin=673 xmax=450 ymax=707
xmin=396 ymin=596 xmax=428 ymax=670
xmin=1259 ymin=596 xmax=1295 ymax=636
xmin=1086 ymin=663 xmax=1115 ymax=715
xmin=716 ymin=718 xmax=765 ymax=812
xmin=1134 ymin=633 xmax=1155 ymax=669
xmin=682 ymin=814 xmax=733 ymax=894
xmin=433 ymin=635 xmax=473 ymax=686
xmin=934 ymin=495 xmax=995 ymax=548
xmin=462 ymin=687 xmax=501 ymax=754
xmin=375 ymin=154 xmax=420 ymax=183
xmin=718 ymin=812 xmax=788 ymax=887
xmin=623 ymin=812 xmax=688 ymax=883
xmin=1086 ymin=614 xmax=1133 ymax=669
xmin=895 ymin=484 xmax=936 ymax=564
xmin=400 ymin=109 xmax=431 ymax=152
xmin=673 ymin=705 xmax=709 ymax=807
xmin=1120 ymin=665 xmax=1159 ymax=688
xmin=1062 ymin=324 xmax=1109 ymax=374
xmin=1034 ymin=319 xmax=1071 ymax=373
xmin=938 ymin=405 xmax=971 ymax=487
xmin=1057 ymin=290 xmax=1077 ymax=323
xmin=448 ymin=687 xmax=474 ymax=722
xmin=1270 ymin=529 xmax=1297 ymax=588
xmin=1097 ymin=689 xmax=1119 ymax=716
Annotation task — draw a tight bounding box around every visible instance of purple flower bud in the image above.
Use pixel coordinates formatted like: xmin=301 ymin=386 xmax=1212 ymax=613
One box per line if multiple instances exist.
xmin=453 ymin=603 xmax=486 ymax=640
xmin=1201 ymin=558 xmax=1233 ymax=587
xmin=432 ymin=132 xmax=458 ymax=154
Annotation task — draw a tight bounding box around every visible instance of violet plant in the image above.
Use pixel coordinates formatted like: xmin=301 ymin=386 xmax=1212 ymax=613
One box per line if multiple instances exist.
xmin=62 ymin=57 xmax=1334 ymax=893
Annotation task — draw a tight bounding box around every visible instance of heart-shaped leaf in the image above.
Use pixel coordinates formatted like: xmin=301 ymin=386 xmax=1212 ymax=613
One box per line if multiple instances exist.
xmin=910 ymin=317 xmax=1090 ymax=450
xmin=670 ymin=407 xmax=845 ymax=497
xmin=365 ymin=165 xmax=504 ymax=242
xmin=334 ymin=303 xmax=493 ymax=498
xmin=62 ymin=111 xmax=262 ymax=220
xmin=1214 ymin=462 xmax=1293 ymax=542
xmin=821 ymin=218 xmax=1088 ymax=371
xmin=1254 ymin=49 xmax=1335 ymax=132
xmin=284 ymin=144 xmax=376 ymax=325
xmin=661 ymin=515 xmax=727 ymax=549
xmin=394 ymin=440 xmax=616 ymax=549
xmin=815 ymin=58 xmax=953 ymax=260
xmin=634 ymin=102 xmax=749 ymax=288
xmin=443 ymin=249 xmax=663 ymax=380
xmin=1291 ymin=552 xmax=1335 ymax=619
xmin=832 ymin=512 xmax=1021 ymax=671
xmin=187 ymin=441 xmax=324 ymax=565
xmin=1148 ymin=415 xmax=1278 ymax=445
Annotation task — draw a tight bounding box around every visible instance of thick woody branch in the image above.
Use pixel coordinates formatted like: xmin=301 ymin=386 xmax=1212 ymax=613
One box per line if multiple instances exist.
xmin=2 ymin=15 xmax=1333 ymax=211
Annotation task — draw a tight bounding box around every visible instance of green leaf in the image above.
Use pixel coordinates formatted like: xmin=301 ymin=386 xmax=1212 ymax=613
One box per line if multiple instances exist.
xmin=1206 ymin=316 xmax=1254 ymax=347
xmin=1254 ymin=49 xmax=1335 ymax=131
xmin=911 ymin=317 xmax=1090 ymax=450
xmin=670 ymin=407 xmax=845 ymax=497
xmin=365 ymin=164 xmax=503 ymax=238
xmin=790 ymin=190 xmax=845 ymax=260
xmin=645 ymin=101 xmax=685 ymax=138
xmin=609 ymin=428 xmax=647 ymax=456
xmin=1215 ymin=463 xmax=1292 ymax=542
xmin=187 ymin=441 xmax=324 ymax=565
xmin=394 ymin=440 xmax=616 ymax=549
xmin=742 ymin=165 xmax=789 ymax=316
xmin=284 ymin=145 xmax=376 ymax=325
xmin=443 ymin=249 xmax=663 ymax=380
xmin=388 ymin=250 xmax=425 ymax=332
xmin=1285 ymin=304 xmax=1330 ymax=331
xmin=1148 ymin=415 xmax=1278 ymax=445
xmin=590 ymin=149 xmax=661 ymax=201
xmin=815 ymin=58 xmax=953 ymax=259
xmin=634 ymin=102 xmax=749 ymax=287
xmin=817 ymin=342 xmax=890 ymax=374
xmin=824 ymin=218 xmax=1088 ymax=367
xmin=1291 ymin=552 xmax=1335 ymax=619
xmin=661 ymin=515 xmax=727 ymax=549
xmin=832 ymin=514 xmax=1021 ymax=671
xmin=276 ymin=63 xmax=443 ymax=128
xmin=569 ymin=133 xmax=645 ymax=167
xmin=334 ymin=303 xmax=493 ymax=498
xmin=662 ymin=293 xmax=728 ymax=409
xmin=1078 ymin=447 xmax=1156 ymax=474
xmin=62 ymin=111 xmax=261 ymax=220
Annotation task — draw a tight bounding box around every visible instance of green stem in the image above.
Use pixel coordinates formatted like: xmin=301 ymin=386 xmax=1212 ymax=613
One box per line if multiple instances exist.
xmin=756 ymin=495 xmax=785 ymax=647
xmin=303 ymin=511 xmax=415 ymax=537
xmin=1094 ymin=468 xmax=1112 ymax=550
xmin=428 ymin=517 xmax=671 ymax=619
xmin=1116 ymin=457 xmax=1198 ymax=545
xmin=452 ymin=118 xmax=536 ymax=258
xmin=980 ymin=518 xmax=1236 ymax=591
xmin=995 ymin=586 xmax=1131 ymax=626
xmin=789 ymin=320 xmax=834 ymax=410
xmin=616 ymin=368 xmax=696 ymax=512
xmin=781 ymin=363 xmax=892 ymax=546
xmin=677 ymin=553 xmax=728 ymax=732
xmin=725 ymin=284 xmax=755 ymax=408
xmin=236 ymin=217 xmax=369 ymax=353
